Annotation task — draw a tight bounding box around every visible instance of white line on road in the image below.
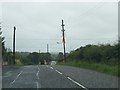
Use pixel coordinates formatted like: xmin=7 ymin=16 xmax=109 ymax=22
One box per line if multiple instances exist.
xmin=11 ymin=79 xmax=15 ymax=84
xmin=67 ymin=76 xmax=88 ymax=90
xmin=38 ymin=67 xmax=40 ymax=71
xmin=36 ymin=81 xmax=39 ymax=89
xmin=55 ymin=70 xmax=62 ymax=75
xmin=5 ymin=71 xmax=12 ymax=74
xmin=36 ymin=71 xmax=39 ymax=80
xmin=3 ymin=71 xmax=12 ymax=78
xmin=50 ymin=67 xmax=54 ymax=69
xmin=11 ymin=71 xmax=23 ymax=85
xmin=38 ymin=65 xmax=40 ymax=71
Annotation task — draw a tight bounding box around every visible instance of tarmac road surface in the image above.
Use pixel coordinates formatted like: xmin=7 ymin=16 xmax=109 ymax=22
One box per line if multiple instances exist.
xmin=2 ymin=65 xmax=119 ymax=89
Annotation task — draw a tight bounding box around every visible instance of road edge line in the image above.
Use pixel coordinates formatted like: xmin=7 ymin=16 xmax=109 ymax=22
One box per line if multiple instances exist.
xmin=9 ymin=71 xmax=23 ymax=87
xmin=55 ymin=70 xmax=63 ymax=75
xmin=50 ymin=67 xmax=54 ymax=69
xmin=67 ymin=76 xmax=88 ymax=90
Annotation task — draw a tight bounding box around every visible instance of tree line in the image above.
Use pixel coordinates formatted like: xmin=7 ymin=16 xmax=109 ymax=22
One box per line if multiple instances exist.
xmin=0 ymin=25 xmax=54 ymax=65
xmin=66 ymin=42 xmax=119 ymax=66
xmin=1 ymin=22 xmax=119 ymax=66
xmin=20 ymin=52 xmax=53 ymax=65
xmin=2 ymin=50 xmax=54 ymax=65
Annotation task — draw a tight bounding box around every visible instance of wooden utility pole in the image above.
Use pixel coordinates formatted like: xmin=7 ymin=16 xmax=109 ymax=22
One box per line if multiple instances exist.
xmin=39 ymin=50 xmax=40 ymax=54
xmin=39 ymin=50 xmax=40 ymax=65
xmin=47 ymin=44 xmax=49 ymax=53
xmin=0 ymin=40 xmax=1 ymax=65
xmin=61 ymin=19 xmax=66 ymax=62
xmin=13 ymin=26 xmax=16 ymax=65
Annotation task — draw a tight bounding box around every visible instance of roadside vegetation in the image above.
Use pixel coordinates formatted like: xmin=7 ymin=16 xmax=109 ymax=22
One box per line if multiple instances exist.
xmin=58 ymin=42 xmax=120 ymax=77
xmin=2 ymin=51 xmax=54 ymax=65
xmin=1 ymin=23 xmax=119 ymax=76
xmin=1 ymin=24 xmax=54 ymax=65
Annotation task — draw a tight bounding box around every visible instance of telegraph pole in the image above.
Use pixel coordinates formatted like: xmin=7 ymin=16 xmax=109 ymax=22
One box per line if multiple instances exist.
xmin=39 ymin=50 xmax=40 ymax=54
xmin=13 ymin=26 xmax=16 ymax=65
xmin=47 ymin=44 xmax=49 ymax=53
xmin=61 ymin=19 xmax=66 ymax=62
xmin=39 ymin=50 xmax=40 ymax=65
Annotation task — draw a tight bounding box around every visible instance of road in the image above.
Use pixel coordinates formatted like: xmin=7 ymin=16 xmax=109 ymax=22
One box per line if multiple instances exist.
xmin=2 ymin=65 xmax=119 ymax=89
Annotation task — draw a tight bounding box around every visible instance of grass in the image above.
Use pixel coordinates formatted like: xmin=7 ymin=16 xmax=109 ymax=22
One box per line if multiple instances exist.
xmin=58 ymin=60 xmax=119 ymax=77
xmin=15 ymin=59 xmax=24 ymax=66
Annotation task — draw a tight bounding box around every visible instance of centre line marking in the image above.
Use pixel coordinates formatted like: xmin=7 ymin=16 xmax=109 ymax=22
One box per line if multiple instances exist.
xmin=11 ymin=71 xmax=23 ymax=85
xmin=55 ymin=70 xmax=62 ymax=75
xmin=36 ymin=71 xmax=39 ymax=79
xmin=12 ymin=71 xmax=23 ymax=84
xmin=38 ymin=65 xmax=40 ymax=71
xmin=50 ymin=67 xmax=53 ymax=69
xmin=38 ymin=67 xmax=40 ymax=71
xmin=36 ymin=81 xmax=39 ymax=89
xmin=3 ymin=71 xmax=12 ymax=78
xmin=67 ymin=76 xmax=88 ymax=90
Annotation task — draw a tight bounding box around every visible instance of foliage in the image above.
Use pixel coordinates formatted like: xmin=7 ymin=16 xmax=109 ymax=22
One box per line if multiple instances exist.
xmin=27 ymin=52 xmax=39 ymax=65
xmin=59 ymin=60 xmax=118 ymax=76
xmin=39 ymin=53 xmax=52 ymax=62
xmin=22 ymin=52 xmax=54 ymax=65
xmin=60 ymin=43 xmax=119 ymax=76
xmin=2 ymin=49 xmax=54 ymax=65
xmin=56 ymin=52 xmax=63 ymax=62
xmin=0 ymin=24 xmax=7 ymax=64
xmin=67 ymin=43 xmax=119 ymax=65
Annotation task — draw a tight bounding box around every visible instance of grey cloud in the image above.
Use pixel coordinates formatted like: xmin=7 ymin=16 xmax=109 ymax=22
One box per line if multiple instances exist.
xmin=2 ymin=2 xmax=118 ymax=52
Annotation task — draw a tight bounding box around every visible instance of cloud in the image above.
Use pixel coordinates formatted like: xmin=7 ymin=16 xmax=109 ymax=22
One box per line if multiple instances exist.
xmin=2 ymin=2 xmax=118 ymax=52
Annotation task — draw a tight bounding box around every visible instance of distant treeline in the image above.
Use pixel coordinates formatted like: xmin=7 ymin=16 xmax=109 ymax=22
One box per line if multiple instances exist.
xmin=2 ymin=51 xmax=54 ymax=65
xmin=21 ymin=52 xmax=53 ymax=65
xmin=67 ymin=43 xmax=119 ymax=65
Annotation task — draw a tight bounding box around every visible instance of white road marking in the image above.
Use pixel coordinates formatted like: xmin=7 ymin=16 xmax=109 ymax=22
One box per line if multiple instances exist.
xmin=38 ymin=67 xmax=40 ymax=71
xmin=11 ymin=79 xmax=15 ymax=84
xmin=11 ymin=71 xmax=23 ymax=84
xmin=36 ymin=71 xmax=39 ymax=79
xmin=37 ymin=65 xmax=40 ymax=71
xmin=36 ymin=81 xmax=39 ymax=89
xmin=50 ymin=67 xmax=54 ymax=69
xmin=55 ymin=70 xmax=62 ymax=75
xmin=3 ymin=71 xmax=12 ymax=77
xmin=5 ymin=71 xmax=12 ymax=74
xmin=67 ymin=76 xmax=88 ymax=90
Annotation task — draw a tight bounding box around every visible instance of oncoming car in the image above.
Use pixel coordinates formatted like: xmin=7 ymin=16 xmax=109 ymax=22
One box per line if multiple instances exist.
xmin=50 ymin=61 xmax=56 ymax=65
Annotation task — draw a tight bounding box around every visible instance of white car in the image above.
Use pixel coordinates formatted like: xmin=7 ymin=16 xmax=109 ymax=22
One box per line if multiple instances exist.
xmin=50 ymin=61 xmax=56 ymax=65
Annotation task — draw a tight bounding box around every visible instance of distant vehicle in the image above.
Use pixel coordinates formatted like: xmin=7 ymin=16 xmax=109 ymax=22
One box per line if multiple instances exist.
xmin=50 ymin=61 xmax=56 ymax=65
xmin=40 ymin=60 xmax=48 ymax=65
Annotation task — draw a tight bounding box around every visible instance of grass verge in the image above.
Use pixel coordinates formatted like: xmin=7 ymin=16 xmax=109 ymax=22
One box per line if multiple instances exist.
xmin=58 ymin=60 xmax=119 ymax=77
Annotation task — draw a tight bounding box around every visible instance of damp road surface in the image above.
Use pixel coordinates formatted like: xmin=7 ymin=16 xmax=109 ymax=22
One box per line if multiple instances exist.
xmin=2 ymin=65 xmax=119 ymax=89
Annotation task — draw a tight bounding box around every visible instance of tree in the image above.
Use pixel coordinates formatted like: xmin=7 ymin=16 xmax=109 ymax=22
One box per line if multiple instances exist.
xmin=27 ymin=52 xmax=39 ymax=65
xmin=39 ymin=53 xmax=53 ymax=64
xmin=0 ymin=23 xmax=7 ymax=65
xmin=56 ymin=52 xmax=63 ymax=62
xmin=0 ymin=27 xmax=5 ymax=55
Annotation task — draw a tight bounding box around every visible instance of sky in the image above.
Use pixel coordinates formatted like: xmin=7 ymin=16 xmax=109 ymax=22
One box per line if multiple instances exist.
xmin=1 ymin=1 xmax=118 ymax=53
